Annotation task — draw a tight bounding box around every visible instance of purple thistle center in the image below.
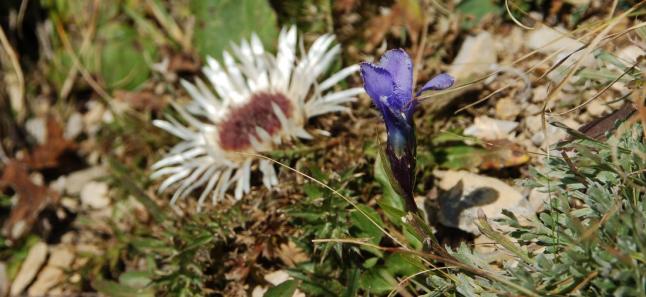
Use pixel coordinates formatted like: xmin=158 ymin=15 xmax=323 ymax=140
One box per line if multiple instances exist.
xmin=218 ymin=92 xmax=292 ymax=151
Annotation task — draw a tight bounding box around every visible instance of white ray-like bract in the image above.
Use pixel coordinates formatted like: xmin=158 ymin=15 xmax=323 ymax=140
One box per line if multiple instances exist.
xmin=152 ymin=26 xmax=363 ymax=210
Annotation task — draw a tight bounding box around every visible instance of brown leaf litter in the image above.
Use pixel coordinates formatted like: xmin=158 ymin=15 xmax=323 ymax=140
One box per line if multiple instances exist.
xmin=0 ymin=161 xmax=59 ymax=240
xmin=1 ymin=116 xmax=75 ymax=240
xmin=23 ymin=116 xmax=77 ymax=170
xmin=363 ymin=0 xmax=424 ymax=51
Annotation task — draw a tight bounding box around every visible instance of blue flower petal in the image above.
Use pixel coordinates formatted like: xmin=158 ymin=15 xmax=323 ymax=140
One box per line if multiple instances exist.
xmin=379 ymin=49 xmax=413 ymax=100
xmin=359 ymin=62 xmax=395 ymax=109
xmin=416 ymin=73 xmax=455 ymax=96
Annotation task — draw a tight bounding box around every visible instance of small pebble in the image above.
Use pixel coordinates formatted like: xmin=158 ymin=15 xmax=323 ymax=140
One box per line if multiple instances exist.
xmin=80 ymin=181 xmax=111 ymax=209
xmin=25 ymin=118 xmax=47 ymax=145
xmin=531 ymin=85 xmax=547 ymax=103
xmin=64 ymin=112 xmax=83 ymax=140
xmin=531 ymin=132 xmax=545 ymax=146
xmin=10 ymin=242 xmax=48 ymax=296
xmin=495 ymin=97 xmax=521 ymax=120
xmin=525 ymin=115 xmax=543 ymax=133
xmin=586 ymin=100 xmax=609 ymax=117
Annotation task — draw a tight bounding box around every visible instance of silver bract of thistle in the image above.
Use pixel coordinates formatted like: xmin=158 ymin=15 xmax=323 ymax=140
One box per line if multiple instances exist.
xmin=152 ymin=26 xmax=363 ymax=210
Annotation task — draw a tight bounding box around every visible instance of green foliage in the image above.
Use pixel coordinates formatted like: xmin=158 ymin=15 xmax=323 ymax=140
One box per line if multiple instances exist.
xmin=190 ymin=0 xmax=279 ymax=59
xmin=95 ymin=202 xmax=248 ymax=296
xmin=92 ymin=278 xmax=155 ymax=297
xmin=26 ymin=2 xmax=646 ymax=296
xmin=145 ymin=210 xmax=239 ymax=296
xmin=512 ymin=123 xmax=646 ymax=295
xmin=43 ymin=0 xmax=159 ymax=91
xmin=95 ymin=22 xmax=157 ymax=90
xmin=456 ymin=0 xmax=502 ymax=30
xmin=286 ymin=166 xmax=425 ymax=296
xmin=287 ymin=167 xmax=357 ymax=262
xmin=264 ymin=280 xmax=297 ymax=297
xmin=425 ymin=131 xmax=529 ymax=173
xmin=428 ymin=122 xmax=646 ymax=296
xmin=270 ymin=0 xmax=332 ymax=35
xmin=374 ymin=152 xmax=406 ymax=224
xmin=430 ymin=131 xmax=485 ymax=170
xmin=0 ymin=193 xmax=12 ymax=208
xmin=351 ymin=204 xmax=385 ymax=245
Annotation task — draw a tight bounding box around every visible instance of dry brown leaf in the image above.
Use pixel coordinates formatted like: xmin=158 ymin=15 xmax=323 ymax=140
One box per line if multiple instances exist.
xmin=23 ymin=116 xmax=76 ymax=170
xmin=0 ymin=161 xmax=59 ymax=239
xmin=364 ymin=0 xmax=423 ymax=50
xmin=576 ymin=103 xmax=637 ymax=141
xmin=480 ymin=140 xmax=529 ymax=170
xmin=277 ymin=241 xmax=309 ymax=267
xmin=0 ymin=116 xmax=70 ymax=240
xmin=364 ymin=14 xmax=392 ymax=50
xmin=225 ymin=264 xmax=250 ymax=282
xmin=168 ymin=52 xmax=200 ymax=74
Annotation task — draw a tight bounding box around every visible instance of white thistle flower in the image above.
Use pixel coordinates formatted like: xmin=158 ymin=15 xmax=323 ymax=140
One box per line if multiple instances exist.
xmin=152 ymin=26 xmax=363 ymax=210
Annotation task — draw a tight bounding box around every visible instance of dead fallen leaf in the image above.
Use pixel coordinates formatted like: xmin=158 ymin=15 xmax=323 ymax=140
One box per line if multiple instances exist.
xmin=364 ymin=0 xmax=423 ymax=50
xmin=480 ymin=140 xmax=529 ymax=170
xmin=277 ymin=241 xmax=309 ymax=267
xmin=224 ymin=259 xmax=251 ymax=282
xmin=0 ymin=161 xmax=59 ymax=239
xmin=225 ymin=243 xmax=262 ymax=282
xmin=23 ymin=116 xmax=76 ymax=170
xmin=168 ymin=51 xmax=200 ymax=74
xmin=575 ymin=102 xmax=637 ymax=141
xmin=0 ymin=116 xmax=71 ymax=240
xmin=436 ymin=140 xmax=528 ymax=171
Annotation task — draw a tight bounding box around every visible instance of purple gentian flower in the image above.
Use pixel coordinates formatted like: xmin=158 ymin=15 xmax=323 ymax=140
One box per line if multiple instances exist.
xmin=360 ymin=49 xmax=454 ymax=212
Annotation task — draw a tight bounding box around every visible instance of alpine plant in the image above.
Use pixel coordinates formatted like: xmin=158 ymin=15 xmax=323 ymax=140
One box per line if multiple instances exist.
xmin=152 ymin=26 xmax=363 ymax=210
xmin=360 ymin=49 xmax=454 ymax=212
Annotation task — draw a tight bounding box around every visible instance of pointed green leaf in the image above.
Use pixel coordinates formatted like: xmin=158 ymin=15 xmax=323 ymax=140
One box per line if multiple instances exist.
xmin=264 ymin=280 xmax=297 ymax=297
